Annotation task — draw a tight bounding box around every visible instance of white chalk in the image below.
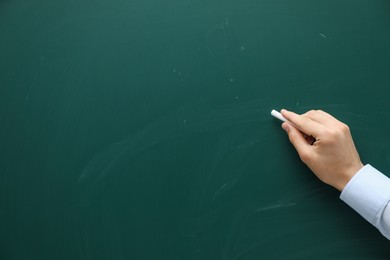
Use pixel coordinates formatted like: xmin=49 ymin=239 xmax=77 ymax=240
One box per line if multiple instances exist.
xmin=271 ymin=109 xmax=287 ymax=122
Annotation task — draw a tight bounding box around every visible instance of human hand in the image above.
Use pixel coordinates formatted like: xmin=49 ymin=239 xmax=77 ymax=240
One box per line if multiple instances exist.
xmin=280 ymin=109 xmax=364 ymax=191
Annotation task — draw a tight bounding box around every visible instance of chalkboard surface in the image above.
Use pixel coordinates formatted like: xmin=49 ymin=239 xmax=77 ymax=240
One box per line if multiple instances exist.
xmin=1 ymin=0 xmax=390 ymax=259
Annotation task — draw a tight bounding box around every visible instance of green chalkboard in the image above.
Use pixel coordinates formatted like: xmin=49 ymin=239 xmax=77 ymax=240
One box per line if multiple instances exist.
xmin=1 ymin=0 xmax=390 ymax=259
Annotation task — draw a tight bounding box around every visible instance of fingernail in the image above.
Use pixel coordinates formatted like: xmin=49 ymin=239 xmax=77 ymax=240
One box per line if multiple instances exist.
xmin=282 ymin=123 xmax=289 ymax=133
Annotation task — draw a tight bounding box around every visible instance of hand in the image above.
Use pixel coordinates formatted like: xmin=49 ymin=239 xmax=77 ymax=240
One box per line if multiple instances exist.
xmin=281 ymin=109 xmax=364 ymax=191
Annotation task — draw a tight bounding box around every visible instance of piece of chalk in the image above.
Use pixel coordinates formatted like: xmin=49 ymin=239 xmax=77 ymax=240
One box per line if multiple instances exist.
xmin=271 ymin=109 xmax=287 ymax=122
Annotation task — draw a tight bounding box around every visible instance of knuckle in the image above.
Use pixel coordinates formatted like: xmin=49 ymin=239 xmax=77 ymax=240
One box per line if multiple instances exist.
xmin=325 ymin=129 xmax=337 ymax=137
xmin=340 ymin=123 xmax=350 ymax=133
xmin=323 ymin=129 xmax=338 ymax=144
xmin=323 ymin=124 xmax=350 ymax=143
xmin=288 ymin=133 xmax=297 ymax=143
xmin=299 ymin=151 xmax=311 ymax=162
xmin=305 ymin=110 xmax=316 ymax=117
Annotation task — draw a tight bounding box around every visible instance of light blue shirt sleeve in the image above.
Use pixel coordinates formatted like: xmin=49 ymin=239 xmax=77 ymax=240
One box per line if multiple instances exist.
xmin=340 ymin=164 xmax=390 ymax=240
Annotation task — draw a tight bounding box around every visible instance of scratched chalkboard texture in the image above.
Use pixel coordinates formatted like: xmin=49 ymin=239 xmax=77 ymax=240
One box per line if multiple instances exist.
xmin=1 ymin=0 xmax=390 ymax=259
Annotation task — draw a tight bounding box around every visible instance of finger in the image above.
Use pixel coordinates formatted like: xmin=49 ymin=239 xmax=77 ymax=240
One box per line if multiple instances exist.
xmin=281 ymin=109 xmax=324 ymax=138
xmin=302 ymin=110 xmax=330 ymax=124
xmin=282 ymin=122 xmax=312 ymax=163
xmin=304 ymin=110 xmax=341 ymax=127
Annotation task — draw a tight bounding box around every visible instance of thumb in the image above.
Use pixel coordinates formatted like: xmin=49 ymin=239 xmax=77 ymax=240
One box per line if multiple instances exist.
xmin=282 ymin=122 xmax=311 ymax=163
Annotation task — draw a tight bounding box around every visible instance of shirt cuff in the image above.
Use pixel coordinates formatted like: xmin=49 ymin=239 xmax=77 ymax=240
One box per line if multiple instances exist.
xmin=340 ymin=164 xmax=390 ymax=226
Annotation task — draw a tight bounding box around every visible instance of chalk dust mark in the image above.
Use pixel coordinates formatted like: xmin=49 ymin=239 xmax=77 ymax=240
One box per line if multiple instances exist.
xmin=205 ymin=18 xmax=240 ymax=56
xmin=228 ymin=139 xmax=262 ymax=151
xmin=200 ymin=133 xmax=262 ymax=204
xmin=345 ymin=111 xmax=370 ymax=119
xmin=76 ymin=99 xmax=272 ymax=202
xmin=277 ymin=183 xmax=328 ymax=203
xmin=212 ymin=183 xmax=229 ymax=201
xmin=296 ymin=104 xmax=348 ymax=110
xmin=254 ymin=202 xmax=297 ymax=212
xmin=24 ymin=93 xmax=30 ymax=106
xmin=205 ymin=23 xmax=228 ymax=55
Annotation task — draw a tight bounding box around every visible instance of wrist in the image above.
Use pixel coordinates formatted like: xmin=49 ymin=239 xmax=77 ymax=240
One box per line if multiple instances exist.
xmin=336 ymin=162 xmax=364 ymax=191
